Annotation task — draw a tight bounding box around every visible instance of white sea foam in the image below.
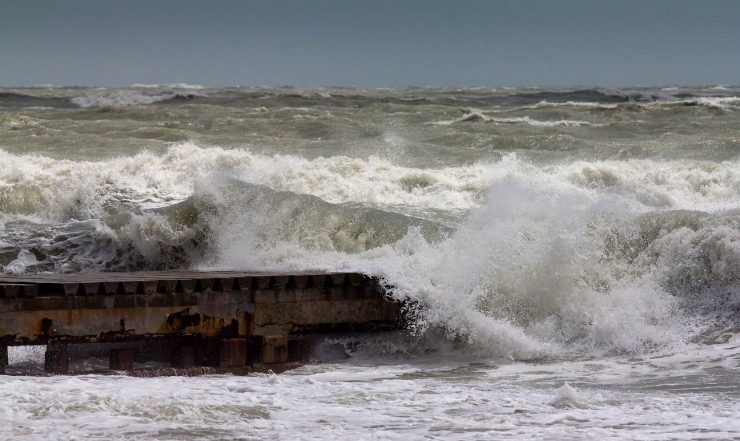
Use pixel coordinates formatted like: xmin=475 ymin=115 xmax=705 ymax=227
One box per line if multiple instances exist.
xmin=530 ymin=100 xmax=620 ymax=109
xmin=1 ymin=144 xmax=738 ymax=356
xmin=2 ymin=348 xmax=738 ymax=440
xmin=491 ymin=116 xmax=593 ymax=127
xmin=201 ymin=170 xmax=705 ymax=358
xmin=687 ymin=96 xmax=740 ymax=109
xmin=2 ymin=86 xmax=740 ymax=440
xmin=129 ymin=83 xmax=204 ymax=89
xmin=636 ymin=96 xmax=740 ymax=110
xmin=550 ymin=383 xmax=592 ymax=409
xmin=2 ymin=249 xmax=38 ymax=274
xmin=0 ymin=144 xmax=491 ymax=222
xmin=434 ymin=109 xmax=594 ymax=126
xmin=71 ymin=90 xmax=202 ymax=107
xmin=1 ymin=144 xmax=738 ymax=227
xmin=529 ymin=96 xmax=740 ymax=110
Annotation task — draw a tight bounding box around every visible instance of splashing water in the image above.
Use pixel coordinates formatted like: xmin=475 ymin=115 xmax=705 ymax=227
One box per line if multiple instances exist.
xmin=2 ymin=85 xmax=740 ymax=439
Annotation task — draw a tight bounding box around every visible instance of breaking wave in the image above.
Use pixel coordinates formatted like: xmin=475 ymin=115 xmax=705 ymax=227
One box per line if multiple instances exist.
xmin=1 ymin=144 xmax=737 ymax=225
xmin=203 ymin=174 xmax=737 ymax=358
xmin=129 ymin=83 xmax=204 ymax=90
xmin=669 ymin=96 xmax=740 ymax=109
xmin=435 ymin=108 xmax=594 ymax=126
xmin=1 ymin=144 xmax=737 ymax=358
xmin=71 ymin=89 xmax=203 ymax=107
xmin=529 ymin=96 xmax=740 ymax=111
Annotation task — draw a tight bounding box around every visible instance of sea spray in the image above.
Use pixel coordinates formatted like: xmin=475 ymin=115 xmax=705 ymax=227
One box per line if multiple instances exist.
xmin=1 ymin=86 xmax=739 ymax=359
xmin=347 ymin=177 xmax=685 ymax=358
xmin=1 ymin=85 xmax=740 ymax=439
xmin=0 ymin=147 xmax=735 ymax=358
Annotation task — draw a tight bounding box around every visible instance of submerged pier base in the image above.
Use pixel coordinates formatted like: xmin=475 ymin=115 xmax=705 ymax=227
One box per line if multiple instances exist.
xmin=0 ymin=345 xmax=7 ymax=374
xmin=0 ymin=271 xmax=401 ymax=375
xmin=219 ymin=338 xmax=247 ymax=368
xmin=110 ymin=348 xmax=135 ymax=371
xmin=44 ymin=343 xmax=70 ymax=374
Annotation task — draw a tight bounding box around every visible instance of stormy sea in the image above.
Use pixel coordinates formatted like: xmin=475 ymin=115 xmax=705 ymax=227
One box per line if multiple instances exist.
xmin=1 ymin=84 xmax=739 ymax=439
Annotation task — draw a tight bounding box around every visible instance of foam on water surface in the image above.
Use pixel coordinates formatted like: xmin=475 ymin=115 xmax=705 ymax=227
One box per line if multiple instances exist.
xmin=0 ymin=143 xmax=738 ymax=354
xmin=1 ymin=349 xmax=738 ymax=440
xmin=1 ymin=85 xmax=739 ymax=439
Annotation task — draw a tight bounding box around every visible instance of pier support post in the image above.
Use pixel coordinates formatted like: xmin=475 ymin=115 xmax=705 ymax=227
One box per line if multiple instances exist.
xmin=196 ymin=337 xmax=220 ymax=367
xmin=288 ymin=337 xmax=311 ymax=362
xmin=246 ymin=336 xmax=263 ymax=364
xmin=44 ymin=344 xmax=70 ymax=374
xmin=172 ymin=343 xmax=195 ymax=368
xmin=170 ymin=337 xmax=224 ymax=368
xmin=110 ymin=348 xmax=135 ymax=371
xmin=262 ymin=335 xmax=289 ymax=364
xmin=0 ymin=346 xmax=7 ymax=374
xmin=219 ymin=338 xmax=246 ymax=368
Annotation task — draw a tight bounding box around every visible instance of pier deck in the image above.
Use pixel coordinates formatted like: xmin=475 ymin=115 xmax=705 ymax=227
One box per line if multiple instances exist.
xmin=0 ymin=271 xmax=401 ymax=374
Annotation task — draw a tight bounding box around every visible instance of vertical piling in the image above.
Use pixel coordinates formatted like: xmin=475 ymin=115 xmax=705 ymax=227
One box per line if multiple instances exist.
xmin=171 ymin=338 xmax=196 ymax=368
xmin=219 ymin=338 xmax=247 ymax=368
xmin=0 ymin=346 xmax=8 ymax=374
xmin=262 ymin=335 xmax=289 ymax=364
xmin=44 ymin=343 xmax=70 ymax=374
xmin=288 ymin=337 xmax=312 ymax=362
xmin=110 ymin=348 xmax=135 ymax=371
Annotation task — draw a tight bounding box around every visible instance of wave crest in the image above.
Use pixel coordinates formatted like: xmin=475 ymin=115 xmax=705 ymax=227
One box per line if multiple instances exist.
xmin=71 ymin=90 xmax=203 ymax=107
xmin=435 ymin=108 xmax=594 ymax=126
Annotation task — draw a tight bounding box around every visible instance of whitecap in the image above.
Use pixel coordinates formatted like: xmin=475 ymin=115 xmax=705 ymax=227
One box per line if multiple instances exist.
xmin=72 ymin=90 xmax=203 ymax=107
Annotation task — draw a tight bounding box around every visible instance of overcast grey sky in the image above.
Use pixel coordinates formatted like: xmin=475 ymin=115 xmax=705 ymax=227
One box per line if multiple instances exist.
xmin=1 ymin=0 xmax=738 ymax=87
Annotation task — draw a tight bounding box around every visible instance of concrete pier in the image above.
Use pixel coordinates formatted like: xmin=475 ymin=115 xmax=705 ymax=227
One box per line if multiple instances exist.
xmin=0 ymin=271 xmax=400 ymax=374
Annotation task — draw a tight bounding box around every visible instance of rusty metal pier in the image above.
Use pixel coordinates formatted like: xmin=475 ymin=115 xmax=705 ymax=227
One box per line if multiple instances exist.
xmin=0 ymin=271 xmax=400 ymax=375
